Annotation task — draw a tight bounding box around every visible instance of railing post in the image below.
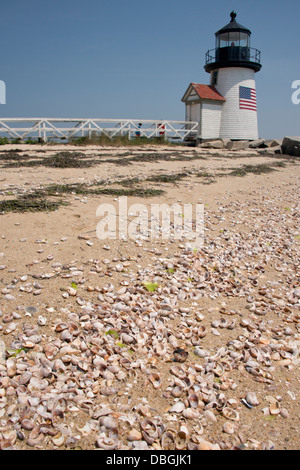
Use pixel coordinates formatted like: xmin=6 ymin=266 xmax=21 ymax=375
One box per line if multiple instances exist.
xmin=43 ymin=121 xmax=47 ymax=142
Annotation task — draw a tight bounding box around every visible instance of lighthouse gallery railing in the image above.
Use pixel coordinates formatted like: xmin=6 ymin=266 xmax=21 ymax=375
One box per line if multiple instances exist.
xmin=205 ymin=47 xmax=261 ymax=66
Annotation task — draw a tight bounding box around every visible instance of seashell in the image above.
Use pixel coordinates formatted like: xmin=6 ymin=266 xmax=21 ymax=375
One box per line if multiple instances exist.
xmin=245 ymin=392 xmax=260 ymax=407
xmin=188 ymin=442 xmax=200 ymax=450
xmin=54 ymin=322 xmax=68 ymax=333
xmin=227 ymin=319 xmax=237 ymax=329
xmin=211 ymin=328 xmax=220 ymax=336
xmin=171 ymin=385 xmax=183 ymax=398
xmin=52 ymin=433 xmax=65 ymax=447
xmin=68 ymin=322 xmax=80 ymax=336
xmin=4 ymin=321 xmax=17 ymax=334
xmin=149 ymin=372 xmax=162 ymax=389
xmin=116 ymin=370 xmax=126 ymax=380
xmin=6 ymin=358 xmax=17 ymax=377
xmin=137 ymin=405 xmax=151 ymax=417
xmin=240 ymin=318 xmax=250 ymax=328
xmin=198 ymin=325 xmax=207 ymax=338
xmin=168 ymin=335 xmax=178 ymax=348
xmin=175 ymin=429 xmax=189 ymax=450
xmin=227 ymin=398 xmax=238 ymax=408
xmin=188 ymin=393 xmax=199 ymax=408
xmin=140 ymin=419 xmax=159 ymax=443
xmin=141 ymin=431 xmax=154 ymax=445
xmin=173 ymin=347 xmax=188 ymax=363
xmin=100 ymin=386 xmax=118 ymax=396
xmin=107 ymin=364 xmax=120 ymax=374
xmin=203 ymin=409 xmax=217 ymax=422
xmin=194 ymin=347 xmax=210 ymax=358
xmin=212 ymin=362 xmax=225 ymax=377
xmin=223 ymin=421 xmax=236 ymax=434
xmin=161 ymin=430 xmax=176 ymax=450
xmin=2 ymin=313 xmax=14 ymax=323
xmin=219 ymin=318 xmax=228 ymax=328
xmin=99 ymin=415 xmax=118 ymax=430
xmin=268 ymin=397 xmax=280 ymax=415
xmin=170 ymin=364 xmax=187 ymax=379
xmin=182 ymin=408 xmax=200 ymax=419
xmin=66 ymin=287 xmax=77 ymax=296
xmin=280 ymin=408 xmax=289 ymax=418
xmin=19 ymin=371 xmax=32 ymax=385
xmin=21 ymin=419 xmax=35 ymax=431
xmin=119 ymin=357 xmax=131 ymax=370
xmin=27 ymin=426 xmax=44 ymax=447
xmin=96 ymin=436 xmax=118 ymax=450
xmin=222 ymin=407 xmax=239 ymax=421
xmin=200 ymin=387 xmax=216 ymax=404
xmin=61 ymin=329 xmax=73 ymax=342
xmin=215 ymin=393 xmax=227 ymax=410
xmin=191 ymin=424 xmax=203 ymax=440
xmin=52 ymin=409 xmax=64 ymax=426
xmin=154 ymin=342 xmax=167 ymax=356
xmin=169 ymin=401 xmax=185 ymax=413
xmin=44 ymin=343 xmax=58 ymax=360
xmin=127 ymin=429 xmax=142 ymax=441
xmin=181 ymin=327 xmax=193 ymax=339
xmin=197 ymin=439 xmax=219 ymax=450
xmin=53 ymin=398 xmax=67 ymax=413
xmin=120 ymin=332 xmax=135 ymax=344
xmin=38 ymin=315 xmax=47 ymax=326
xmin=2 ymin=429 xmax=17 ymax=446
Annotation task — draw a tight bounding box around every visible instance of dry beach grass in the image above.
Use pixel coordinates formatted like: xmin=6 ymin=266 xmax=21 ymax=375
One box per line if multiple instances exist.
xmin=0 ymin=143 xmax=299 ymax=450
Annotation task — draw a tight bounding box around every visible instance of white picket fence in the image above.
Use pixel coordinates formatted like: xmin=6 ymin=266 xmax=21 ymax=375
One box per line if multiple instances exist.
xmin=0 ymin=118 xmax=199 ymax=142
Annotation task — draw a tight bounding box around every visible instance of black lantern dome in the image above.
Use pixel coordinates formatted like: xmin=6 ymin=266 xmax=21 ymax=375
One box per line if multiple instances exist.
xmin=205 ymin=11 xmax=262 ymax=73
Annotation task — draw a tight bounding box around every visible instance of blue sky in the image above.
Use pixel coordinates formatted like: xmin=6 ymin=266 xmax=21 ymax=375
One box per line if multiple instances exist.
xmin=0 ymin=0 xmax=299 ymax=138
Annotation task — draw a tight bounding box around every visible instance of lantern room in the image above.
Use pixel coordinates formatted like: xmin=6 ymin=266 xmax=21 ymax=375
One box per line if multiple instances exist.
xmin=205 ymin=11 xmax=261 ymax=73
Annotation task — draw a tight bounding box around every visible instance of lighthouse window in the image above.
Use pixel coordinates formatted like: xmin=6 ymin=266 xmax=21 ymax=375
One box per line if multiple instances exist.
xmin=239 ymin=33 xmax=249 ymax=47
xmin=211 ymin=71 xmax=218 ymax=86
xmin=228 ymin=31 xmax=240 ymax=46
xmin=217 ymin=31 xmax=250 ymax=48
xmin=217 ymin=33 xmax=229 ymax=48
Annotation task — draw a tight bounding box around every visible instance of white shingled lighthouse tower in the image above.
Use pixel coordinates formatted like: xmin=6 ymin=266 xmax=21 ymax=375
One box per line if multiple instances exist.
xmin=182 ymin=11 xmax=262 ymax=141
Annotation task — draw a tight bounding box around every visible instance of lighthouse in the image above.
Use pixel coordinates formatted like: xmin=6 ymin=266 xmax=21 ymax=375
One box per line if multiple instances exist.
xmin=182 ymin=11 xmax=262 ymax=141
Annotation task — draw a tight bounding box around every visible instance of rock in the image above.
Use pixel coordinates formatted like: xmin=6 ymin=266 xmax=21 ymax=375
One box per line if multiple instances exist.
xmin=200 ymin=140 xmax=224 ymax=149
xmin=272 ymin=145 xmax=282 ymax=154
xmin=264 ymin=139 xmax=283 ymax=148
xmin=257 ymin=145 xmax=282 ymax=155
xmin=221 ymin=138 xmax=231 ymax=148
xmin=225 ymin=140 xmax=250 ymax=150
xmin=249 ymin=139 xmax=268 ymax=148
xmin=281 ymin=137 xmax=300 ymax=156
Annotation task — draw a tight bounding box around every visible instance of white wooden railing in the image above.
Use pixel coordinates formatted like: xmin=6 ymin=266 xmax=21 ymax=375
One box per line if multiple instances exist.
xmin=0 ymin=118 xmax=199 ymax=142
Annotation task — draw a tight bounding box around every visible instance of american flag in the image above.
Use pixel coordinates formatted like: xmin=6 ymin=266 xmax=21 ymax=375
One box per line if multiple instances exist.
xmin=239 ymin=86 xmax=257 ymax=111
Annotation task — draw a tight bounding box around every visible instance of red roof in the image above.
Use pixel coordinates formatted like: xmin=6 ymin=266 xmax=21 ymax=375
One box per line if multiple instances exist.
xmin=190 ymin=83 xmax=225 ymax=101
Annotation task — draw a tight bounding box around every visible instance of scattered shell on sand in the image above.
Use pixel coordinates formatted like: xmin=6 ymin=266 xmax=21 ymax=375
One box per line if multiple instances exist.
xmin=0 ymin=149 xmax=299 ymax=450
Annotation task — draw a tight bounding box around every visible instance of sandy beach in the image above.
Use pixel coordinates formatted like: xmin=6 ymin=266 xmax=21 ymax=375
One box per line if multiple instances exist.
xmin=0 ymin=143 xmax=299 ymax=450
